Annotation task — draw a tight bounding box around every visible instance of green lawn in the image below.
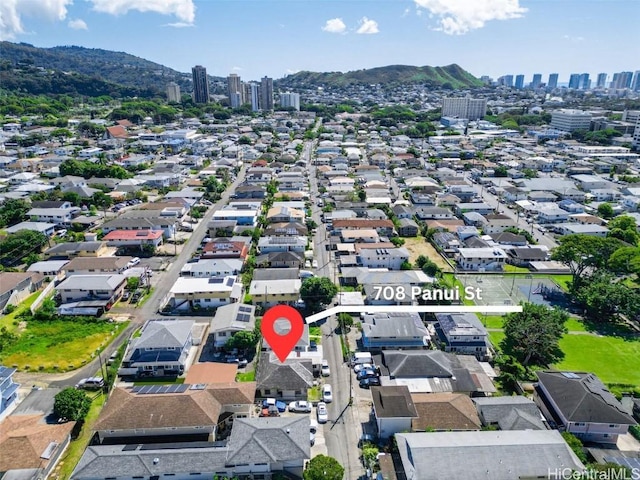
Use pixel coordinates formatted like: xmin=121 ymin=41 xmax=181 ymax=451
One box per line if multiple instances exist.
xmin=0 ymin=319 xmax=128 ymax=372
xmin=489 ymin=331 xmax=505 ymax=350
xmin=55 ymin=392 xmax=106 ymax=480
xmin=504 ymin=265 xmax=531 ymax=273
xmin=544 ymin=274 xmax=573 ymax=292
xmin=554 ymin=334 xmax=640 ymax=385
xmin=236 ymin=371 xmax=255 ymax=382
xmin=0 ymin=291 xmax=42 ymax=332
xmin=482 ymin=315 xmax=505 ymax=329
xmin=307 ymin=386 xmax=321 ymax=403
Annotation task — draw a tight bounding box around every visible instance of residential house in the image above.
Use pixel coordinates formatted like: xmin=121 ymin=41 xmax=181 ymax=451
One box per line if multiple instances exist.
xmin=358 ymin=247 xmax=410 ymax=270
xmin=91 ymin=382 xmax=255 ymax=442
xmin=508 ymin=247 xmax=550 ymax=267
xmin=473 ymin=396 xmax=546 ymax=430
xmin=534 ymin=371 xmax=637 ymax=444
xmin=263 ymin=222 xmax=308 ymax=237
xmin=180 ymin=258 xmax=243 ymax=278
xmin=489 ymin=232 xmax=527 ymax=246
xmin=202 ymin=239 xmax=249 ymax=259
xmin=0 ymin=272 xmax=44 ymax=311
xmin=55 ymin=274 xmax=126 ymax=305
xmin=27 ymin=205 xmax=80 ymax=225
xmin=5 ymin=221 xmax=56 ymax=236
xmin=257 ymin=236 xmax=307 ymax=254
xmin=266 ymin=206 xmax=305 ymax=224
xmin=102 ymin=210 xmax=178 ymax=239
xmin=0 ymin=402 xmax=75 ymax=478
xmin=371 ymin=386 xmax=418 ymax=439
xmin=435 ymin=313 xmax=490 ymax=361
xmin=43 ymin=241 xmax=109 ymax=260
xmin=393 ymin=205 xmax=414 ymax=219
xmin=212 ymin=203 xmax=260 ymax=226
xmin=207 ymin=220 xmax=237 ymax=238
xmin=103 ymin=229 xmax=164 ymax=249
xmin=456 ymin=247 xmax=507 ymax=271
xmin=0 ymin=366 xmax=20 ymax=417
xmin=361 ymin=312 xmax=431 ymax=350
xmin=340 ymin=229 xmax=379 ymax=243
xmin=411 ymin=393 xmax=482 ymax=432
xmin=225 ymin=417 xmax=310 ymax=478
xmin=397 ymin=218 xmax=419 ymax=237
xmin=555 ymin=224 xmax=609 ymax=237
xmin=454 ymin=203 xmax=494 ymax=216
xmin=64 ymin=257 xmax=131 ymax=276
xmin=249 ymin=279 xmax=301 ymax=306
xmin=395 ymin=430 xmax=585 ymax=480
xmin=378 ymin=350 xmax=496 ymax=396
xmin=483 ymin=214 xmax=516 ymax=234
xmin=255 ymin=352 xmax=313 ymax=400
xmin=119 ymin=320 xmax=194 ymax=378
xmin=255 ymin=251 xmax=305 ymax=269
xmin=414 ymin=207 xmax=454 ymax=221
xmin=332 ymin=219 xmax=395 ymax=237
xmin=538 ymin=207 xmax=569 ymax=224
xmin=209 ymin=303 xmax=256 ymax=348
xmin=27 ymin=260 xmax=69 ymax=280
xmin=168 ymin=276 xmax=243 ymax=310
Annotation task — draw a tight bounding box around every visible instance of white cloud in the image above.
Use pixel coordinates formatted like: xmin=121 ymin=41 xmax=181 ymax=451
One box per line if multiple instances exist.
xmin=414 ymin=0 xmax=527 ymax=35
xmin=89 ymin=0 xmax=195 ymax=24
xmin=0 ymin=0 xmax=72 ymax=40
xmin=286 ymin=68 xmax=300 ymax=75
xmin=356 ymin=17 xmax=379 ymax=34
xmin=232 ymin=66 xmax=242 ymax=71
xmin=68 ymin=18 xmax=88 ymax=30
xmin=322 ymin=17 xmax=346 ymax=34
xmin=402 ymin=7 xmax=411 ymax=17
xmin=563 ymin=34 xmax=585 ymax=43
xmin=163 ymin=21 xmax=194 ymax=28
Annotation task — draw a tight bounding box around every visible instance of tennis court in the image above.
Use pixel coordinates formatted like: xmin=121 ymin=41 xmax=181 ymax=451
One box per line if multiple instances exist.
xmin=458 ymin=274 xmax=566 ymax=308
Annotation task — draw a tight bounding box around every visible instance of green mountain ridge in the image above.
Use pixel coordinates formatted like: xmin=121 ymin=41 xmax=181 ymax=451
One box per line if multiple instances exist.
xmin=278 ymin=64 xmax=483 ymax=89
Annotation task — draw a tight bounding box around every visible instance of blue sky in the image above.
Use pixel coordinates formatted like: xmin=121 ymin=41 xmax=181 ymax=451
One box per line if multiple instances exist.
xmin=1 ymin=0 xmax=638 ymax=83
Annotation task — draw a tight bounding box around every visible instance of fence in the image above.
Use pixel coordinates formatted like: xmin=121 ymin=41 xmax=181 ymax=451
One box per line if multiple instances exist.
xmin=30 ymin=280 xmax=56 ymax=314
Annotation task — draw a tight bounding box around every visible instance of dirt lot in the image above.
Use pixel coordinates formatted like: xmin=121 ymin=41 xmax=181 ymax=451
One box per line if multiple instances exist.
xmin=403 ymin=237 xmax=453 ymax=272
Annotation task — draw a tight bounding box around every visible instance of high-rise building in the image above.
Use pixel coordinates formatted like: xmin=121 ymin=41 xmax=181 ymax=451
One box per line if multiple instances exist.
xmin=631 ymin=71 xmax=640 ymax=92
xmin=166 ymin=82 xmax=181 ymax=103
xmin=568 ymin=74 xmax=581 ymax=89
xmin=515 ymin=75 xmax=525 ymax=89
xmin=441 ymin=97 xmax=487 ymax=121
xmin=260 ymin=76 xmax=274 ymax=111
xmin=632 ymin=117 xmax=640 ymax=149
xmin=579 ymin=73 xmax=590 ymax=90
xmin=503 ymin=75 xmax=514 ymax=87
xmin=550 ymin=109 xmax=592 ymax=132
xmin=548 ymin=73 xmax=559 ymax=89
xmin=611 ymin=71 xmax=633 ymax=89
xmin=280 ymin=92 xmax=301 ymax=111
xmin=227 ymin=74 xmax=243 ymax=106
xmin=596 ymin=73 xmax=607 ymax=88
xmin=480 ymin=76 xmax=492 ymax=85
xmin=191 ymin=65 xmax=210 ymax=104
xmin=530 ymin=74 xmax=542 ymax=89
xmin=249 ymin=83 xmax=261 ymax=112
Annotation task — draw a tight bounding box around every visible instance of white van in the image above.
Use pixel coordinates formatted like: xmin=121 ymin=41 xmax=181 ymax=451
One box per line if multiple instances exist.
xmin=351 ymin=352 xmax=373 ymax=366
xmin=128 ymin=257 xmax=141 ymax=267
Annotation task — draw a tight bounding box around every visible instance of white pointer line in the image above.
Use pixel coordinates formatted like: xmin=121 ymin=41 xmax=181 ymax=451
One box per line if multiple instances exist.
xmin=305 ymin=305 xmax=523 ymax=324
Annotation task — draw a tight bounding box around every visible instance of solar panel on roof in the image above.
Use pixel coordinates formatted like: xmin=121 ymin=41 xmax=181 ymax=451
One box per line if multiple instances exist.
xmin=561 ymin=372 xmax=580 ymax=379
xmin=123 ymin=444 xmax=140 ymax=451
xmin=239 ymin=306 xmax=252 ymax=313
xmin=225 ymin=277 xmax=235 ymax=286
xmin=237 ymin=314 xmax=250 ymax=322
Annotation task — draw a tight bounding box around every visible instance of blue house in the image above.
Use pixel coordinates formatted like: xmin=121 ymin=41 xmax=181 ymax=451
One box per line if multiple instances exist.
xmin=0 ymin=366 xmax=20 ymax=417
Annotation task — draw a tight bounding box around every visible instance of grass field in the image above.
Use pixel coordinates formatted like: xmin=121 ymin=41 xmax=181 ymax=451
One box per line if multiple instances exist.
xmin=0 ymin=291 xmax=41 ymax=332
xmin=0 ymin=319 xmax=128 ymax=372
xmin=236 ymin=371 xmax=256 ymax=382
xmin=554 ymin=335 xmax=640 ymax=385
xmin=55 ymin=392 xmax=106 ymax=480
xmin=483 ymin=315 xmax=586 ymax=332
xmin=403 ymin=237 xmax=453 ymax=272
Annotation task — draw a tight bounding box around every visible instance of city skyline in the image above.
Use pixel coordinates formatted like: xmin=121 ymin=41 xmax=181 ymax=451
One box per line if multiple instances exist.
xmin=1 ymin=0 xmax=638 ymax=82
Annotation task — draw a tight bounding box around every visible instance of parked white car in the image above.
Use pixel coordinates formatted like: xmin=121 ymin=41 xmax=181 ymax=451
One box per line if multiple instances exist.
xmin=321 ymin=359 xmax=331 ymax=377
xmin=354 ymin=363 xmax=374 ymax=374
xmin=289 ymin=401 xmax=312 ymax=413
xmin=316 ymin=402 xmax=329 ymax=423
xmin=322 ymin=384 xmax=333 ymax=403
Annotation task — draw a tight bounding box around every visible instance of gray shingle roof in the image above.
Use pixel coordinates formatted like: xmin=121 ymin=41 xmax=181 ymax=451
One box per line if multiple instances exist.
xmin=396 ymin=430 xmax=585 ymax=480
xmin=255 ymin=353 xmax=313 ymax=391
xmin=56 ymin=274 xmax=126 ymax=291
xmin=473 ymin=396 xmax=545 ymax=430
xmin=133 ymin=320 xmax=193 ymax=350
xmin=226 ymin=416 xmax=310 ymax=465
xmin=536 ymin=371 xmax=637 ymax=425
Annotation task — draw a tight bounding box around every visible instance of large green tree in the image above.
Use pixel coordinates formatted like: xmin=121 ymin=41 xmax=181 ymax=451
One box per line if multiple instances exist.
xmin=0 ymin=230 xmax=48 ymax=267
xmin=0 ymin=198 xmax=30 ymax=227
xmin=300 ymin=277 xmax=338 ymax=314
xmin=607 ymin=215 xmax=639 ymax=246
xmin=574 ymin=275 xmax=640 ymax=321
xmin=551 ymin=235 xmax=620 ymax=291
xmin=303 ymin=455 xmax=344 ymax=480
xmin=501 ymin=303 xmax=568 ymax=366
xmin=225 ymin=330 xmax=258 ymax=351
xmin=54 ymin=387 xmax=92 ymax=422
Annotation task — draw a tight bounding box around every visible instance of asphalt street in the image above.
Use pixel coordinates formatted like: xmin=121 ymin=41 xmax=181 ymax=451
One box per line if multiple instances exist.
xmin=307 ymin=142 xmax=366 ymax=480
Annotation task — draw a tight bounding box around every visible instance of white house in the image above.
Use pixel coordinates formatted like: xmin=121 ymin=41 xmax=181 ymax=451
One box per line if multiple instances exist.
xmin=456 ymin=248 xmax=507 ymax=271
xmin=358 ymin=247 xmax=410 ymax=270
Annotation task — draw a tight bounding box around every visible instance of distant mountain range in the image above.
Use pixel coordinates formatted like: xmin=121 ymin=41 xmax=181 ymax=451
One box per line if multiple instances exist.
xmin=277 ymin=64 xmax=483 ymax=89
xmin=0 ymin=41 xmax=482 ymax=97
